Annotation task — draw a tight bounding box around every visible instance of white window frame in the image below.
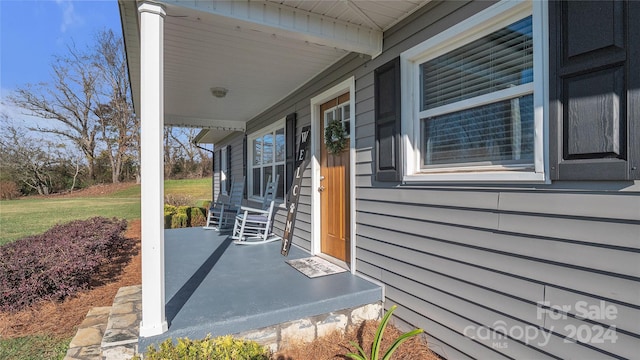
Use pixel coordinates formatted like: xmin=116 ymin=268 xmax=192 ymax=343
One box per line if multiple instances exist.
xmin=323 ymin=101 xmax=351 ymax=138
xmin=400 ymin=0 xmax=549 ymax=183
xmin=247 ymin=118 xmax=286 ymax=201
xmin=220 ymin=146 xmax=228 ymax=195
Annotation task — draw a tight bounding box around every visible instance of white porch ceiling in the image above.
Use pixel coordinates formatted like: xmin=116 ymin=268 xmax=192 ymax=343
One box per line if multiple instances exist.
xmin=119 ymin=0 xmax=427 ymax=143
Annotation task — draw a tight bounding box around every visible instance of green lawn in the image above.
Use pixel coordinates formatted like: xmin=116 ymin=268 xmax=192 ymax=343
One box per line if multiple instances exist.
xmin=0 ymin=178 xmax=212 ymax=246
xmin=0 ymin=336 xmax=71 ymax=360
xmin=106 ymin=178 xmax=213 ymax=201
xmin=164 ymin=178 xmax=213 ymax=200
xmin=0 ymin=178 xmax=212 ymax=359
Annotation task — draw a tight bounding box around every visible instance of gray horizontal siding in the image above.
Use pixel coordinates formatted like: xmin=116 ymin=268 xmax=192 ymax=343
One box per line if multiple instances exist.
xmin=386 ymin=290 xmax=516 ymax=359
xmin=498 ymin=192 xmax=640 ymax=221
xmin=358 ymin=247 xmax=543 ymax=325
xmin=388 ymin=284 xmax=625 ymax=360
xmin=498 ymin=213 xmax=639 ymax=248
xmin=213 ymin=133 xmax=244 ymax=203
xmin=357 ymin=198 xmax=638 ymax=277
xmin=545 ymin=287 xmax=640 ymax=337
xmin=273 ymin=165 xmax=313 ymax=252
xmin=356 ymin=240 xmax=542 ymax=301
xmin=229 ymin=136 xmax=243 ymax=189
xmin=357 ymin=217 xmax=639 ymax=358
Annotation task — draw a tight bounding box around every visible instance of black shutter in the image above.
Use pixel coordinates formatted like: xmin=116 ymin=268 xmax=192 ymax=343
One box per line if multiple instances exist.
xmin=226 ymin=145 xmax=232 ymax=193
xmin=242 ymin=134 xmax=248 ymax=199
xmin=374 ymin=57 xmax=402 ymax=182
xmin=211 ymin=150 xmax=216 ymax=199
xmin=549 ymin=0 xmax=639 ymax=180
xmin=285 ymin=112 xmax=297 ymax=201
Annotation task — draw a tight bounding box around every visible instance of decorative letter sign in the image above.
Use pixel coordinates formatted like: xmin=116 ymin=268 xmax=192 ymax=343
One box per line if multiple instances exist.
xmin=281 ymin=126 xmax=311 ymax=256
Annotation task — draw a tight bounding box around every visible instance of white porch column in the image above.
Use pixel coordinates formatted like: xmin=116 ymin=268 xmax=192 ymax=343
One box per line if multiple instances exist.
xmin=138 ymin=1 xmax=168 ymax=337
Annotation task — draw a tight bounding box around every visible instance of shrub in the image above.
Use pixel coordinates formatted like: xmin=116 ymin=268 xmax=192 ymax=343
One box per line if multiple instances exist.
xmin=164 ymin=194 xmax=195 ymax=207
xmin=164 ymin=204 xmax=177 ymax=214
xmin=171 ymin=213 xmax=188 ymax=229
xmin=189 ymin=207 xmax=206 ymax=227
xmin=163 ymin=205 xmax=207 ymax=229
xmin=134 ymin=335 xmax=271 ymax=360
xmin=0 ymin=217 xmax=128 ymax=312
xmin=176 ymin=206 xmax=189 ymax=215
xmin=0 ymin=181 xmax=20 ymax=200
xmin=164 ymin=205 xmax=177 ymax=229
xmin=164 ymin=212 xmax=173 ymax=229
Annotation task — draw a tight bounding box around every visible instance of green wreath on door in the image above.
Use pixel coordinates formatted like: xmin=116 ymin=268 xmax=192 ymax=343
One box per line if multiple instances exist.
xmin=324 ymin=120 xmax=348 ymax=154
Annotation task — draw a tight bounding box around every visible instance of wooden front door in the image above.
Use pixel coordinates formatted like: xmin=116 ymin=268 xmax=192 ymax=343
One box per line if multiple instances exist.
xmin=320 ymin=93 xmax=350 ymax=263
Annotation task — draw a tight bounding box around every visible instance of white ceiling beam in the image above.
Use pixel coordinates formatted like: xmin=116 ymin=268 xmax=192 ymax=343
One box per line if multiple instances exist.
xmin=161 ymin=0 xmax=383 ymax=57
xmin=165 ymin=115 xmax=246 ymax=132
xmin=193 ymin=128 xmax=240 ymax=145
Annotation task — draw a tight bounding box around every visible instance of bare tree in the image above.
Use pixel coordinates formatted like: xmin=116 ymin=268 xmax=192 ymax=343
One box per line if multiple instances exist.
xmin=0 ymin=118 xmax=64 ymax=195
xmin=164 ymin=126 xmax=177 ymax=178
xmin=93 ymin=30 xmax=139 ymax=183
xmin=169 ymin=127 xmax=211 ymax=178
xmin=9 ymin=43 xmax=100 ymax=181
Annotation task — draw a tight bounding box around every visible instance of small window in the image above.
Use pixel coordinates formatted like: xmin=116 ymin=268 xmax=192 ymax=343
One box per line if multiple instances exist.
xmin=401 ymin=1 xmax=547 ymax=182
xmin=248 ymin=120 xmax=285 ymax=200
xmin=324 ymin=101 xmax=350 ymax=137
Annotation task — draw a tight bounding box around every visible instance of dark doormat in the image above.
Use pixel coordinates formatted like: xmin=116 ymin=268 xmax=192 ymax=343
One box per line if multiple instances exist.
xmin=286 ymin=256 xmax=347 ymax=278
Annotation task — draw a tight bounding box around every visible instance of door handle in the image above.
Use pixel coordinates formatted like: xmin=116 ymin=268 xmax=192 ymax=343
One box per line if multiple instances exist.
xmin=320 ymin=176 xmax=325 ymax=181
xmin=318 ymin=185 xmax=325 ymax=192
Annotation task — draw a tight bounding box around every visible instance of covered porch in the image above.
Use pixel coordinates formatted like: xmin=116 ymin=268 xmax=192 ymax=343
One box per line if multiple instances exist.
xmin=118 ymin=0 xmax=426 ymax=339
xmin=138 ymin=227 xmax=382 ymax=349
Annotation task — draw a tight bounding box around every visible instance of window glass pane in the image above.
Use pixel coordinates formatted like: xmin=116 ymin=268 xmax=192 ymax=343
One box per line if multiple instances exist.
xmin=264 ymin=166 xmax=273 ymax=193
xmin=252 ymin=168 xmax=261 ymax=196
xmin=341 ymin=104 xmax=350 ymax=136
xmin=422 ymin=94 xmax=533 ymax=166
xmin=263 ymin=133 xmax=273 ymax=165
xmin=221 ymin=148 xmax=228 ymax=193
xmin=324 ymin=110 xmax=334 ymax=127
xmin=335 ymin=107 xmax=342 ymax=122
xmin=420 ymin=16 xmax=533 ymax=111
xmin=249 ymin=124 xmax=287 ymax=198
xmin=275 ymin=128 xmax=285 ymax=162
xmin=276 ymin=164 xmax=285 ymax=199
xmin=253 ymin=138 xmax=262 ymax=166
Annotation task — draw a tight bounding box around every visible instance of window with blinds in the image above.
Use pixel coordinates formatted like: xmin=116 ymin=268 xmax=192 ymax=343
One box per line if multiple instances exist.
xmin=419 ymin=15 xmax=534 ymax=168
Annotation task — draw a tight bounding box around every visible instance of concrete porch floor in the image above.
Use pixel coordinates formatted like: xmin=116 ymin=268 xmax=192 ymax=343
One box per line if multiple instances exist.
xmin=138 ymin=227 xmax=382 ymax=350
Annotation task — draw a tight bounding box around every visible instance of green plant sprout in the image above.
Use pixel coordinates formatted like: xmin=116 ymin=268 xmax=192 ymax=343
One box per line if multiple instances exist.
xmin=346 ymin=304 xmax=424 ymax=360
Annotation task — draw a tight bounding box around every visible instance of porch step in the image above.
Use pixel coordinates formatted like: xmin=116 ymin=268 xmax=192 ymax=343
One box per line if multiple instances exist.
xmin=64 ymin=285 xmax=142 ymax=360
xmin=64 ymin=306 xmax=111 ymax=360
xmin=101 ymin=285 xmax=142 ymax=360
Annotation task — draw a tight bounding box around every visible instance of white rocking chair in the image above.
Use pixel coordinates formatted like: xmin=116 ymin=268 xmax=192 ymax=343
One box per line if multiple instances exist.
xmin=203 ymin=176 xmax=245 ymax=231
xmin=232 ymin=174 xmax=280 ymax=245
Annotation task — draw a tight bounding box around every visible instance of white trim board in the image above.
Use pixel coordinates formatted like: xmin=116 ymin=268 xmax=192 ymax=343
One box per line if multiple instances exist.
xmin=309 ymin=77 xmax=357 ymax=274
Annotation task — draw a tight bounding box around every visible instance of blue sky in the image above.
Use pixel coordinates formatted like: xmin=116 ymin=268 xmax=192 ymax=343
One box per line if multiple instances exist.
xmin=1 ymin=0 xmax=122 ymax=118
